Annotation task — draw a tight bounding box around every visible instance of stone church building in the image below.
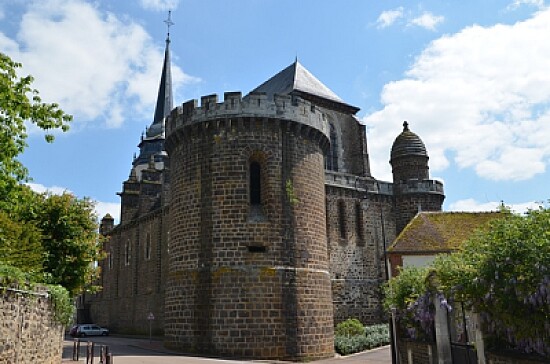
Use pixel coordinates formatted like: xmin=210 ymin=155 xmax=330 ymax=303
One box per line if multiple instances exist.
xmin=87 ymin=32 xmax=444 ymax=360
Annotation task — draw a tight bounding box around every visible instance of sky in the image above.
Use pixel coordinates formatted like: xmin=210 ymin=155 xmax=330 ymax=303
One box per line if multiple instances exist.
xmin=1 ymin=0 xmax=548 ymax=222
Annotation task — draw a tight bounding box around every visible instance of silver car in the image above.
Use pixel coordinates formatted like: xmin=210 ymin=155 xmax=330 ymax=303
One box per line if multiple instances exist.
xmin=76 ymin=324 xmax=109 ymax=337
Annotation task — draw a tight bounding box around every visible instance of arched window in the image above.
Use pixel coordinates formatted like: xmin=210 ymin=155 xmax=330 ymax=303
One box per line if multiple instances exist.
xmin=108 ymin=250 xmax=113 ymax=270
xmin=145 ymin=233 xmax=151 ymax=260
xmin=125 ymin=240 xmax=131 ymax=266
xmin=338 ymin=200 xmax=347 ymax=239
xmin=326 ymin=124 xmax=339 ymax=171
xmin=250 ymin=161 xmax=262 ymax=205
xmin=355 ymin=202 xmax=364 ymax=243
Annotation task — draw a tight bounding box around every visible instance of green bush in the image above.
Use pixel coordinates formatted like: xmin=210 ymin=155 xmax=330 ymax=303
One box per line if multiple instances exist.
xmin=335 ymin=318 xmax=365 ymax=336
xmin=334 ymin=321 xmax=390 ymax=355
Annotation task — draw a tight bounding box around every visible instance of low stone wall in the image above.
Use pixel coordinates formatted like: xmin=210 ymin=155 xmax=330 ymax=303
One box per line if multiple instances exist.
xmin=397 ymin=339 xmax=437 ymax=364
xmin=487 ymin=351 xmax=549 ymax=364
xmin=0 ymin=286 xmax=64 ymax=364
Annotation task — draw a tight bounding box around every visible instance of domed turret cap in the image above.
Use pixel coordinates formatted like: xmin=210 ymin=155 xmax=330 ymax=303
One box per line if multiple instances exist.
xmin=390 ymin=121 xmax=428 ymax=161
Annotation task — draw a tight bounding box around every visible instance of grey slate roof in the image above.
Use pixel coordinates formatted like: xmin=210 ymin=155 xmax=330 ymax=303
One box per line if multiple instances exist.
xmin=249 ymin=61 xmax=358 ymax=112
xmin=147 ymin=38 xmax=173 ymax=138
xmin=391 ymin=121 xmax=428 ymax=161
xmin=134 ymin=37 xmax=172 ymax=167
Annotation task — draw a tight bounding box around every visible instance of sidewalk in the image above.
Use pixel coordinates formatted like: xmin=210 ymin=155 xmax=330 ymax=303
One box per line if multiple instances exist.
xmin=127 ymin=339 xmax=392 ymax=364
xmin=63 ymin=335 xmax=391 ymax=364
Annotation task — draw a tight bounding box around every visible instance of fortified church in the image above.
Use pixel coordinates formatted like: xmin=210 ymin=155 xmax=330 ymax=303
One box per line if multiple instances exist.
xmin=87 ymin=26 xmax=445 ymax=360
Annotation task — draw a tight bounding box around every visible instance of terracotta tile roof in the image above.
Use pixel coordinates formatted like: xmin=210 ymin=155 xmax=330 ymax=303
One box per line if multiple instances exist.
xmin=388 ymin=211 xmax=502 ymax=254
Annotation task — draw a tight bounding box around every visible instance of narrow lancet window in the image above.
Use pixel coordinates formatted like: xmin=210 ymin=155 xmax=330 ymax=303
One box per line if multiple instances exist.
xmin=326 ymin=124 xmax=339 ymax=171
xmin=250 ymin=162 xmax=262 ymax=205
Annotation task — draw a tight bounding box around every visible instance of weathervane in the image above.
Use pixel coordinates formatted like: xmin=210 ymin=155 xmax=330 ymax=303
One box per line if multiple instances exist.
xmin=164 ymin=10 xmax=174 ymax=41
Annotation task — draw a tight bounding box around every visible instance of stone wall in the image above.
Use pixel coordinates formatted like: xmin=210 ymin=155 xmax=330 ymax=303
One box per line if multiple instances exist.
xmin=397 ymin=339 xmax=437 ymax=364
xmin=0 ymin=287 xmax=64 ymax=364
xmin=89 ymin=207 xmax=168 ymax=335
xmin=326 ymin=183 xmax=396 ymax=325
xmin=487 ymin=351 xmax=548 ymax=364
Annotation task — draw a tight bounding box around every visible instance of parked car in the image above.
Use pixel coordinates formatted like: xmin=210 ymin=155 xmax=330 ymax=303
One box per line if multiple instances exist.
xmin=75 ymin=324 xmax=109 ymax=337
xmin=69 ymin=325 xmax=80 ymax=337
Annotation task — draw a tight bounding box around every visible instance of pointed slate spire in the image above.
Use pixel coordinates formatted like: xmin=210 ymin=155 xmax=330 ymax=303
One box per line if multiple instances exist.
xmin=147 ymin=11 xmax=174 ymax=138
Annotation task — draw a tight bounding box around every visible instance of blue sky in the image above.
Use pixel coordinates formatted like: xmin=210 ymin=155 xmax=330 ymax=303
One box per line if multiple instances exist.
xmin=1 ymin=0 xmax=548 ymax=222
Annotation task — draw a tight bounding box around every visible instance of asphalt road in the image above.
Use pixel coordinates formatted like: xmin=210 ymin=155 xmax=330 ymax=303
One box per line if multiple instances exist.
xmin=62 ymin=335 xmax=391 ymax=364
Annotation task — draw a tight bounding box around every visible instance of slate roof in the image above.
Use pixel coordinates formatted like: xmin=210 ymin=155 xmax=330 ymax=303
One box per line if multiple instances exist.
xmin=388 ymin=211 xmax=502 ymax=254
xmin=390 ymin=121 xmax=427 ymax=161
xmin=249 ymin=60 xmax=359 ymax=113
xmin=148 ymin=37 xmax=173 ymax=138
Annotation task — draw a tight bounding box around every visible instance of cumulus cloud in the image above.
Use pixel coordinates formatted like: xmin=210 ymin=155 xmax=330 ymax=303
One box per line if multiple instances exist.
xmin=364 ymin=8 xmax=550 ymax=182
xmin=409 ymin=12 xmax=444 ymax=30
xmin=449 ymin=198 xmax=540 ymax=214
xmin=376 ymin=7 xmax=404 ymax=29
xmin=2 ymin=0 xmax=197 ymax=129
xmin=95 ymin=201 xmax=121 ymax=223
xmin=140 ymin=0 xmax=179 ymax=11
xmin=507 ymin=0 xmax=546 ymax=10
xmin=26 ymin=182 xmax=70 ymax=195
xmin=27 ymin=182 xmax=120 ymax=223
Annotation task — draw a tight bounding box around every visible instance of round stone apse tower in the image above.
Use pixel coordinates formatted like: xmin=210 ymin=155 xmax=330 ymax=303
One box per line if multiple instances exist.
xmin=164 ymin=92 xmax=334 ymax=360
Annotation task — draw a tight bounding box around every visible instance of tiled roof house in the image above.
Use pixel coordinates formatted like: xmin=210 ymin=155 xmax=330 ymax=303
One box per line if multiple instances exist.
xmin=387 ymin=211 xmax=502 ymax=277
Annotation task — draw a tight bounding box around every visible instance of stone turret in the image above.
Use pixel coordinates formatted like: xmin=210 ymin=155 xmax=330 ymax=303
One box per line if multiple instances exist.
xmin=391 ymin=121 xmax=444 ymax=234
xmin=164 ymin=91 xmax=334 ymax=360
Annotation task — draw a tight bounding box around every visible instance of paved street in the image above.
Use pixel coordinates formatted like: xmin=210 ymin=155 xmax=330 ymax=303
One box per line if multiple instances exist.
xmin=62 ymin=335 xmax=391 ymax=364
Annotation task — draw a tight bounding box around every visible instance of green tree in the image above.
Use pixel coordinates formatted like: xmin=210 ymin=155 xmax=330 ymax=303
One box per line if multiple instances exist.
xmin=0 ymin=52 xmax=71 ymax=203
xmin=0 ymin=53 xmax=102 ymax=297
xmin=384 ymin=205 xmax=550 ymax=356
xmin=0 ymin=210 xmax=44 ymax=276
xmin=32 ymin=193 xmax=102 ymax=295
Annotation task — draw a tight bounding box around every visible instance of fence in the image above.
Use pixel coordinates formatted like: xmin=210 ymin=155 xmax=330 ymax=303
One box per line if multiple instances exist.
xmin=71 ymin=339 xmax=114 ymax=363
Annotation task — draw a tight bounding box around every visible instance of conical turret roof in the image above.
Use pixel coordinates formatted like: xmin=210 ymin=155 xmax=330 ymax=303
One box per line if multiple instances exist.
xmin=390 ymin=121 xmax=428 ymax=161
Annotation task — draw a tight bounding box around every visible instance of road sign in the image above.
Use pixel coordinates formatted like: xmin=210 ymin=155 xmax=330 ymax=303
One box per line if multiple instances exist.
xmin=147 ymin=312 xmax=155 ymax=320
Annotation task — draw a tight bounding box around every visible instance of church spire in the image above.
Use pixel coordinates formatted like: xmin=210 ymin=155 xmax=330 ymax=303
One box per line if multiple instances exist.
xmin=148 ymin=11 xmax=174 ymax=137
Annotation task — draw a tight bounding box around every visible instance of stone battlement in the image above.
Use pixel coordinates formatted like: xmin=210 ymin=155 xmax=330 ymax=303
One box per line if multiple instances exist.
xmin=166 ymin=91 xmax=330 ymax=138
xmin=325 ymin=172 xmax=394 ymax=196
xmin=395 ymin=178 xmax=444 ymax=194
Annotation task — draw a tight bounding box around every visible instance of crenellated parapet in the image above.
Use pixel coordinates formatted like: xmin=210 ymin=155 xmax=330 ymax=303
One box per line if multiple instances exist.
xmin=165 ymin=91 xmax=330 ymax=140
xmin=394 ymin=178 xmax=444 ymax=195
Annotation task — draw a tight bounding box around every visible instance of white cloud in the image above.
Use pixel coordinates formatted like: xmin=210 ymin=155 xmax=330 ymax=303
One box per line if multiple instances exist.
xmin=507 ymin=0 xmax=546 ymax=10
xmin=26 ymin=182 xmax=120 ymax=223
xmin=409 ymin=12 xmax=444 ymax=30
xmin=2 ymin=0 xmax=196 ymax=129
xmin=26 ymin=182 xmax=70 ymax=195
xmin=95 ymin=201 xmax=121 ymax=224
xmin=449 ymin=198 xmax=540 ymax=214
xmin=140 ymin=0 xmax=179 ymax=11
xmin=364 ymin=9 xmax=550 ymax=182
xmin=376 ymin=7 xmax=404 ymax=29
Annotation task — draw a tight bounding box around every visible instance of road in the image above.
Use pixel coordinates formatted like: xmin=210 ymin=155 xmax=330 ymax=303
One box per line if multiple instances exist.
xmin=62 ymin=335 xmax=391 ymax=364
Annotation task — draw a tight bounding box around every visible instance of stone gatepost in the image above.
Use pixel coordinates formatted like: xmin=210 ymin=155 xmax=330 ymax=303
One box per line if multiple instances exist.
xmin=434 ymin=294 xmax=452 ymax=364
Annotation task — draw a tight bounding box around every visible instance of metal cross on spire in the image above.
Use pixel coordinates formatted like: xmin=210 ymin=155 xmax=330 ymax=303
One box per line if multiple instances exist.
xmin=164 ymin=10 xmax=174 ymax=41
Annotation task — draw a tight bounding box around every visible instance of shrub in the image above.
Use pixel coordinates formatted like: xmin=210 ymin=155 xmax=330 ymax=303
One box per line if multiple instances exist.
xmin=335 ymin=318 xmax=365 ymax=337
xmin=334 ymin=321 xmax=390 ymax=355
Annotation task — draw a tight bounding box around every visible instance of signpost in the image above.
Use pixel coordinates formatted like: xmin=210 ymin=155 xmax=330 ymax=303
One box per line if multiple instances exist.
xmin=147 ymin=312 xmax=155 ymax=343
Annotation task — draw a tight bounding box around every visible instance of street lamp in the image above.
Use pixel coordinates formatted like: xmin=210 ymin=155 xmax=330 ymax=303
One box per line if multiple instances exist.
xmin=356 ymin=177 xmax=399 ymax=364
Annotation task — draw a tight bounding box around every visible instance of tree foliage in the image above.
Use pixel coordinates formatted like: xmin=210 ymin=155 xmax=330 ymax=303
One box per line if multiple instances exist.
xmin=384 ymin=205 xmax=550 ymax=356
xmin=0 ymin=210 xmax=44 ymax=276
xmin=0 ymin=53 xmax=102 ymax=297
xmin=0 ymin=52 xmax=71 ymax=200
xmin=31 ymin=193 xmax=103 ymax=295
